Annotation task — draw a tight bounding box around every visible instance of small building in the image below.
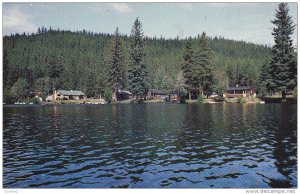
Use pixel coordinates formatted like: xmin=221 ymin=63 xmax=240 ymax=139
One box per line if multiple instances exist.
xmin=54 ymin=90 xmax=87 ymax=100
xmin=117 ymin=89 xmax=133 ymax=100
xmin=225 ymin=86 xmax=256 ymax=98
xmin=148 ymin=89 xmax=167 ymax=100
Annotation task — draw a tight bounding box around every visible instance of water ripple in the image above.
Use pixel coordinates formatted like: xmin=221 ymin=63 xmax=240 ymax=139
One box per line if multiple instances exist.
xmin=3 ymin=104 xmax=297 ymax=188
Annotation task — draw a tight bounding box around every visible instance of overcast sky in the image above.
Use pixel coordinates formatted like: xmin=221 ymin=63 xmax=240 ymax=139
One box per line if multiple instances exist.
xmin=2 ymin=2 xmax=298 ymax=46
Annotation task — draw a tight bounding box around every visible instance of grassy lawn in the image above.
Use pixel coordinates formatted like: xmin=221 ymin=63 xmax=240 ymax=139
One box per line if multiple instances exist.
xmin=185 ymin=100 xmax=199 ymax=104
xmin=43 ymin=99 xmax=105 ymax=105
xmin=225 ymin=97 xmax=262 ymax=103
xmin=263 ymin=95 xmax=294 ymax=98
xmin=43 ymin=95 xmax=296 ymax=105
xmin=186 ymin=98 xmax=214 ymax=104
xmin=144 ymin=99 xmax=164 ymax=103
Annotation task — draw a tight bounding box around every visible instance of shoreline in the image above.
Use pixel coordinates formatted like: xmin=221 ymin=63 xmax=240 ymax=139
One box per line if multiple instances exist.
xmin=3 ymin=95 xmax=297 ymax=106
xmin=3 ymin=100 xmax=297 ymax=107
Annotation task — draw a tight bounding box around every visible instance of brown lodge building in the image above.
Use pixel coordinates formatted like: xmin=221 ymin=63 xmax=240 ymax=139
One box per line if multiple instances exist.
xmin=54 ymin=90 xmax=87 ymax=100
xmin=225 ymin=86 xmax=256 ymax=98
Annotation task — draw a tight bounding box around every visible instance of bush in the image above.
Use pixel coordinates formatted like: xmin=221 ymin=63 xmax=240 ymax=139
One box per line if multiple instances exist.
xmin=213 ymin=96 xmax=224 ymax=102
xmin=3 ymin=89 xmax=17 ymax=104
xmin=27 ymin=97 xmax=41 ymax=104
xmin=180 ymin=97 xmax=186 ymax=104
xmin=104 ymin=87 xmax=112 ymax=103
xmin=136 ymin=98 xmax=144 ymax=103
xmin=225 ymin=98 xmax=243 ymax=103
xmin=129 ymin=98 xmax=145 ymax=103
xmin=164 ymin=96 xmax=170 ymax=103
xmin=197 ymin=95 xmax=204 ymax=103
xmin=237 ymin=98 xmax=247 ymax=103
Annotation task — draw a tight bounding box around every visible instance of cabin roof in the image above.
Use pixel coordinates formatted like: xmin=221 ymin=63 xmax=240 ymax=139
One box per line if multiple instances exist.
xmin=118 ymin=89 xmax=132 ymax=95
xmin=227 ymin=86 xmax=253 ymax=91
xmin=57 ymin=90 xmax=86 ymax=96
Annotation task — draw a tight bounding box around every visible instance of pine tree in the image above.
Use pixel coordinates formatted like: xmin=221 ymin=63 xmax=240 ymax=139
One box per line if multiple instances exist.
xmin=3 ymin=49 xmax=9 ymax=89
xmin=212 ymin=67 xmax=228 ymax=96
xmin=181 ymin=37 xmax=194 ymax=100
xmin=192 ymin=32 xmax=214 ymax=97
xmin=269 ymin=3 xmax=297 ymax=101
xmin=11 ymin=78 xmax=29 ymax=101
xmin=108 ymin=27 xmax=126 ymax=102
xmin=3 ymin=27 xmax=273 ymax=103
xmin=258 ymin=59 xmax=271 ymax=96
xmin=86 ymin=70 xmax=98 ymax=98
xmin=174 ymin=70 xmax=187 ymax=103
xmin=48 ymin=55 xmax=63 ymax=99
xmin=128 ymin=18 xmax=149 ymax=100
xmin=35 ymin=77 xmax=51 ymax=99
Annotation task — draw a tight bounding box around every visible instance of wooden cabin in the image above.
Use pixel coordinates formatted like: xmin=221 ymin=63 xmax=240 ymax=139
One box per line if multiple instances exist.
xmin=225 ymin=86 xmax=256 ymax=98
xmin=54 ymin=90 xmax=86 ymax=100
xmin=148 ymin=89 xmax=167 ymax=100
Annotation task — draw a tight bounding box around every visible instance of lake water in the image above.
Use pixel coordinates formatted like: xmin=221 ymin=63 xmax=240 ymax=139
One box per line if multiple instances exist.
xmin=3 ymin=104 xmax=297 ymax=188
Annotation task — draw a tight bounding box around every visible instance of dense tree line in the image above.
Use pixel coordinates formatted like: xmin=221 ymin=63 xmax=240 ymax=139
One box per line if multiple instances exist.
xmin=3 ymin=18 xmax=272 ymax=103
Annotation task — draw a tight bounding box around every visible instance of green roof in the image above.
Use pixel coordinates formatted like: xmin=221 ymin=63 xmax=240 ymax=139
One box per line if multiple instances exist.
xmin=57 ymin=90 xmax=85 ymax=96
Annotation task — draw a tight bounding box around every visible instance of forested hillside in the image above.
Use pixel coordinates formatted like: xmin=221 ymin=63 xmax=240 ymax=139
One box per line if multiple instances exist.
xmin=3 ymin=28 xmax=271 ymax=102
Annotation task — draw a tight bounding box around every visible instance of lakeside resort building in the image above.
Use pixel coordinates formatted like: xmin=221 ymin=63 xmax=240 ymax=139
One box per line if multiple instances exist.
xmin=225 ymin=85 xmax=256 ymax=98
xmin=46 ymin=90 xmax=87 ymax=101
xmin=147 ymin=89 xmax=167 ymax=100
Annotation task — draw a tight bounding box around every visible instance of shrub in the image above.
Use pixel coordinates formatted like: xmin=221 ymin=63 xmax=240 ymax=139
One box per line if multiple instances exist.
xmin=180 ymin=97 xmax=186 ymax=104
xmin=3 ymin=89 xmax=16 ymax=104
xmin=213 ymin=96 xmax=224 ymax=102
xmin=237 ymin=98 xmax=247 ymax=103
xmin=164 ymin=96 xmax=170 ymax=103
xmin=225 ymin=98 xmax=241 ymax=103
xmin=197 ymin=95 xmax=204 ymax=103
xmin=136 ymin=98 xmax=144 ymax=103
xmin=104 ymin=87 xmax=112 ymax=103
xmin=28 ymin=97 xmax=41 ymax=104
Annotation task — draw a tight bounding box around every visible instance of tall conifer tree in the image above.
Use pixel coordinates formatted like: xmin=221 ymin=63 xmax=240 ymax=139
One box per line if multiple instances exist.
xmin=108 ymin=27 xmax=125 ymax=102
xmin=181 ymin=37 xmax=194 ymax=100
xmin=269 ymin=3 xmax=297 ymax=101
xmin=192 ymin=32 xmax=214 ymax=97
xmin=258 ymin=59 xmax=271 ymax=96
xmin=48 ymin=55 xmax=63 ymax=99
xmin=128 ymin=18 xmax=149 ymax=100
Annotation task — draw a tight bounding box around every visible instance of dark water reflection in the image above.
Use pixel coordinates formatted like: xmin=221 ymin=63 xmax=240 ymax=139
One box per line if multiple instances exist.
xmin=3 ymin=104 xmax=297 ymax=188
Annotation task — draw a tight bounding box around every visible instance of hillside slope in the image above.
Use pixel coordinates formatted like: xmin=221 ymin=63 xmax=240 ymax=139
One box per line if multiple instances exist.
xmin=3 ymin=29 xmax=271 ymax=101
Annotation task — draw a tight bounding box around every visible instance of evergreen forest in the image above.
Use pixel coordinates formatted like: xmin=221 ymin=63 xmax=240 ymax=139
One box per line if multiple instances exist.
xmin=3 ymin=25 xmax=272 ymax=103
